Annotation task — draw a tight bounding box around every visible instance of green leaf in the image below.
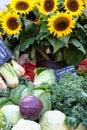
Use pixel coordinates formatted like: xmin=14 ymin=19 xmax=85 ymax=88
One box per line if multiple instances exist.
xmin=24 ymin=19 xmax=33 ymax=31
xmin=28 ymin=45 xmax=36 ymax=63
xmin=46 ymin=36 xmax=64 ymax=53
xmin=69 ymin=39 xmax=86 ymax=54
xmin=20 ymin=37 xmax=35 ymax=51
xmin=63 ymin=45 xmax=84 ymax=67
xmin=40 ymin=22 xmax=48 ymax=33
xmin=13 ymin=45 xmax=20 ymax=60
xmin=60 ymin=35 xmax=70 ymax=47
xmin=76 ymin=23 xmax=84 ymax=30
xmin=74 ymin=28 xmax=87 ymax=44
xmin=0 ymin=98 xmax=10 ymax=108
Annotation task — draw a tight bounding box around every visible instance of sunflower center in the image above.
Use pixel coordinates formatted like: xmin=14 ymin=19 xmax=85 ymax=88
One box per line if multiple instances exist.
xmin=15 ymin=1 xmax=29 ymax=10
xmin=54 ymin=17 xmax=70 ymax=31
xmin=67 ymin=0 xmax=79 ymax=11
xmin=7 ymin=17 xmax=19 ymax=30
xmin=44 ymin=0 xmax=54 ymax=12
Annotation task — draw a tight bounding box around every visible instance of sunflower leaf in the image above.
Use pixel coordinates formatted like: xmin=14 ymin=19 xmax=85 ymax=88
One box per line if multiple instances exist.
xmin=20 ymin=37 xmax=35 ymax=51
xmin=46 ymin=36 xmax=64 ymax=53
xmin=13 ymin=45 xmax=20 ymax=60
xmin=69 ymin=39 xmax=86 ymax=54
xmin=24 ymin=19 xmax=33 ymax=31
xmin=63 ymin=45 xmax=84 ymax=67
xmin=60 ymin=35 xmax=70 ymax=47
xmin=74 ymin=28 xmax=87 ymax=44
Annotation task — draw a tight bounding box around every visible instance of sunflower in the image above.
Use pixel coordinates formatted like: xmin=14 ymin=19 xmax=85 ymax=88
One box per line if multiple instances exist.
xmin=64 ymin=0 xmax=84 ymax=17
xmin=1 ymin=13 xmax=21 ymax=35
xmin=82 ymin=0 xmax=87 ymax=8
xmin=47 ymin=12 xmax=75 ymax=38
xmin=10 ymin=0 xmax=34 ymax=15
xmin=37 ymin=0 xmax=58 ymax=15
xmin=0 ymin=12 xmax=3 ymax=21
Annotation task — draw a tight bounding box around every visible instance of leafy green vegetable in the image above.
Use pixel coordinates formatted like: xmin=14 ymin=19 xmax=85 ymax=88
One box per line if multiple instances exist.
xmin=48 ymin=73 xmax=87 ymax=128
xmin=38 ymin=91 xmax=52 ymax=115
xmin=33 ymin=83 xmax=52 ymax=114
xmin=10 ymin=78 xmax=34 ymax=105
xmin=1 ymin=104 xmax=22 ymax=126
xmin=0 ymin=109 xmax=11 ymax=130
xmin=34 ymin=67 xmax=56 ymax=86
xmin=0 ymin=97 xmax=10 ymax=108
xmin=0 ymin=87 xmax=11 ymax=108
xmin=0 ymin=87 xmax=11 ymax=97
xmin=34 ymin=89 xmax=52 ymax=115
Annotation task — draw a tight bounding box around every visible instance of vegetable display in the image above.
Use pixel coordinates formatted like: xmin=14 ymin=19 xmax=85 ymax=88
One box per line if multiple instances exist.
xmin=1 ymin=66 xmax=87 ymax=130
xmin=1 ymin=0 xmax=87 ymax=129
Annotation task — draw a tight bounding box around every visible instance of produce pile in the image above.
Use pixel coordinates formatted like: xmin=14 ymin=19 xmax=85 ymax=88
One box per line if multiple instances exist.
xmin=1 ymin=66 xmax=87 ymax=130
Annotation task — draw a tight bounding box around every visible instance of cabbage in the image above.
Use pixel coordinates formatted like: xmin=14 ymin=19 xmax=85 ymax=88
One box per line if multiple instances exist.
xmin=12 ymin=119 xmax=41 ymax=130
xmin=34 ymin=89 xmax=52 ymax=115
xmin=10 ymin=78 xmax=34 ymax=105
xmin=34 ymin=67 xmax=56 ymax=86
xmin=39 ymin=110 xmax=70 ymax=130
xmin=1 ymin=104 xmax=22 ymax=125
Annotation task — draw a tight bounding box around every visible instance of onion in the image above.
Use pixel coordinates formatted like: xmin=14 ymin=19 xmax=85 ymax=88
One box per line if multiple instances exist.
xmin=19 ymin=96 xmax=43 ymax=120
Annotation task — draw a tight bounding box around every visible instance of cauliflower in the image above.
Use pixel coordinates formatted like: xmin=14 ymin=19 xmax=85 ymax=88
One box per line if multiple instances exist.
xmin=12 ymin=119 xmax=41 ymax=130
xmin=39 ymin=110 xmax=70 ymax=130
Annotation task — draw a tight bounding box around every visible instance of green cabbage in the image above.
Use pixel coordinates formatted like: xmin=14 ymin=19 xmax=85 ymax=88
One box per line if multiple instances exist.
xmin=34 ymin=67 xmax=56 ymax=86
xmin=10 ymin=78 xmax=34 ymax=105
xmin=34 ymin=89 xmax=52 ymax=115
xmin=1 ymin=104 xmax=22 ymax=125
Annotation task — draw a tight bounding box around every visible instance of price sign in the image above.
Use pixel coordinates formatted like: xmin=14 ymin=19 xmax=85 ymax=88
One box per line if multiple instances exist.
xmin=0 ymin=38 xmax=12 ymax=66
xmin=54 ymin=65 xmax=76 ymax=80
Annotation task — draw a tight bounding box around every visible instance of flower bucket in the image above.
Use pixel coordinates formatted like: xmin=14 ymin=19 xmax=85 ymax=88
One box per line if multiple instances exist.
xmin=36 ymin=56 xmax=67 ymax=70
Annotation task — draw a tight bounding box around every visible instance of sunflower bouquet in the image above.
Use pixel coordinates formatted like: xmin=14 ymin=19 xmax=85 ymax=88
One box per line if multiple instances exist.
xmin=0 ymin=0 xmax=87 ymax=67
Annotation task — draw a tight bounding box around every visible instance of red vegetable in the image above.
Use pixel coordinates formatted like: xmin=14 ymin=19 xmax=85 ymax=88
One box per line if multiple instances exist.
xmin=78 ymin=60 xmax=87 ymax=70
xmin=22 ymin=63 xmax=36 ymax=82
xmin=19 ymin=96 xmax=43 ymax=120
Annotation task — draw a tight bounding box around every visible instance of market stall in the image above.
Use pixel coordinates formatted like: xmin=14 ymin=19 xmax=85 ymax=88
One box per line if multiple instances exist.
xmin=0 ymin=0 xmax=87 ymax=130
